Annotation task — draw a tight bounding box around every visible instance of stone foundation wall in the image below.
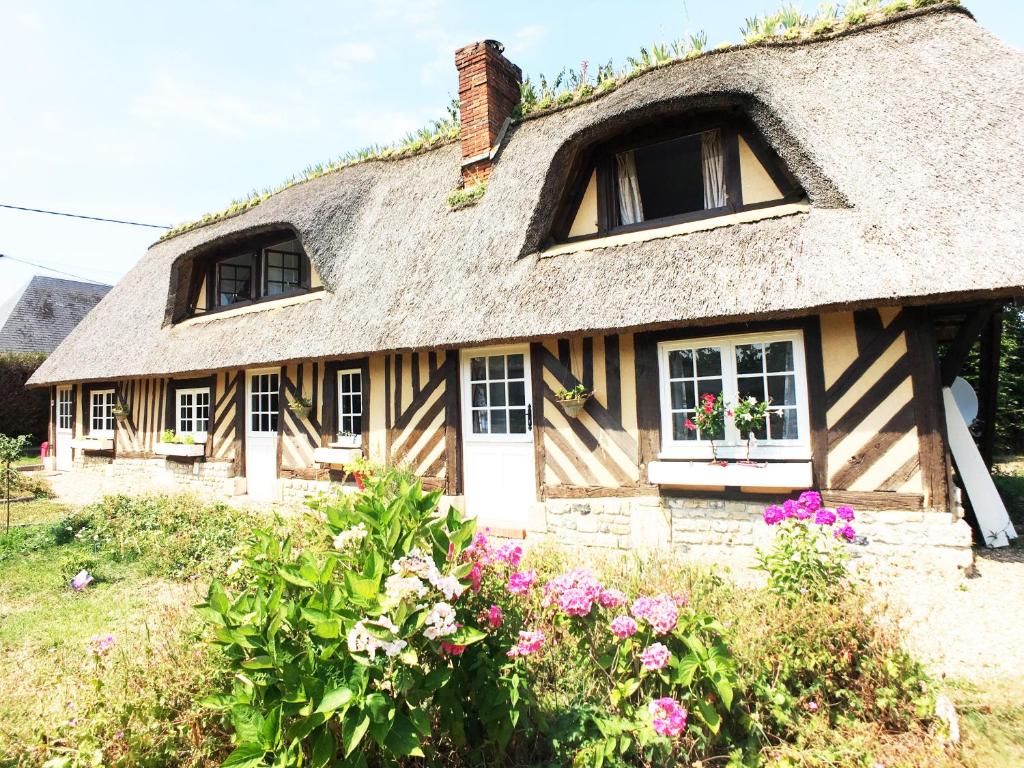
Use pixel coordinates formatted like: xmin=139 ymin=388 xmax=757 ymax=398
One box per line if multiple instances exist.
xmin=534 ymin=495 xmax=974 ymax=582
xmin=80 ymin=456 xmax=245 ymax=498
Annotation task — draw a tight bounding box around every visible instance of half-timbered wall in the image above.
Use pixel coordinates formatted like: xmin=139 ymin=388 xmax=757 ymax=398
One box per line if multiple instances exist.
xmin=820 ymin=308 xmax=925 ymax=497
xmin=210 ymin=371 xmax=241 ymax=463
xmin=280 ymin=362 xmax=327 ymax=474
xmin=379 ymin=351 xmax=458 ymax=490
xmin=114 ymin=378 xmax=169 ymax=455
xmin=534 ymin=335 xmax=640 ymax=494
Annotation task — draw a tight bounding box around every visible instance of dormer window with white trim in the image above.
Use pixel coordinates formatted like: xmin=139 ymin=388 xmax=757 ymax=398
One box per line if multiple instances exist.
xmin=552 ymin=113 xmax=804 ymax=245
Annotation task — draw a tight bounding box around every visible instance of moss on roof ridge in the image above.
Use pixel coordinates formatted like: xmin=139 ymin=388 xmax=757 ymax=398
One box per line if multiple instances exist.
xmin=160 ymin=0 xmax=966 ymax=244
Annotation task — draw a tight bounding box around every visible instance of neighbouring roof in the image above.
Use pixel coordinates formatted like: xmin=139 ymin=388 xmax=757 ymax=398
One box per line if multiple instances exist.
xmin=30 ymin=5 xmax=1024 ymax=386
xmin=0 ymin=275 xmax=111 ymax=355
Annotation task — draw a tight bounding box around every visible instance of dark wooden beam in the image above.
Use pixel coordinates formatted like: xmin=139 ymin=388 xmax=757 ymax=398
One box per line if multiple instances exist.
xmin=906 ymin=309 xmax=953 ymax=512
xmin=940 ymin=305 xmax=996 ymax=386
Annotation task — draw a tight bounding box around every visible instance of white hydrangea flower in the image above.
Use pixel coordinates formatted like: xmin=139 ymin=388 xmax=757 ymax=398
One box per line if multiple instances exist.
xmin=423 ymin=601 xmax=458 ymax=640
xmin=428 ymin=572 xmax=465 ymax=601
xmin=385 ymin=574 xmax=428 ymax=604
xmin=333 ymin=522 xmax=368 ymax=551
xmin=347 ymin=617 xmax=407 ymax=660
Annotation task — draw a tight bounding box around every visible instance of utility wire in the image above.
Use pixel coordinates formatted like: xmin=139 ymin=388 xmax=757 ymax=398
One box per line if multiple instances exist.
xmin=0 ymin=203 xmax=170 ymax=229
xmin=0 ymin=253 xmax=111 ymax=285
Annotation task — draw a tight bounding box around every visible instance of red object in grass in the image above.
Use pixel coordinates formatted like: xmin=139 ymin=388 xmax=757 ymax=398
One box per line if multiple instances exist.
xmin=354 ymin=471 xmax=365 ymax=490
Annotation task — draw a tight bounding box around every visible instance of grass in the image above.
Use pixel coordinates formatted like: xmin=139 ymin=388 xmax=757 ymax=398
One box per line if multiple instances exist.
xmin=947 ymin=679 xmax=1024 ymax=768
xmin=992 ymin=461 xmax=1024 ymax=532
xmin=13 ymin=452 xmax=41 ymax=467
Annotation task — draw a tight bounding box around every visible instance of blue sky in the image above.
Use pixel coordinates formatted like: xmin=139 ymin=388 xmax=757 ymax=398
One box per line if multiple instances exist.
xmin=0 ymin=1 xmax=1020 ymax=305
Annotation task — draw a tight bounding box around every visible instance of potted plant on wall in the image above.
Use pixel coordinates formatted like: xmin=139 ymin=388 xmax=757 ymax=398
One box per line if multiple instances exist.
xmin=111 ymin=402 xmax=129 ymax=422
xmin=732 ymin=395 xmax=770 ymax=465
xmin=288 ymin=396 xmax=312 ymax=420
xmin=343 ymin=456 xmax=381 ymax=490
xmin=555 ymin=384 xmax=592 ymax=418
xmin=334 ymin=430 xmax=361 ymax=449
xmin=685 ymin=392 xmax=727 ymax=465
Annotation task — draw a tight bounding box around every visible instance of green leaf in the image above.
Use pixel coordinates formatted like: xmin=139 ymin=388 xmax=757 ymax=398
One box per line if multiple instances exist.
xmin=345 ymin=572 xmax=379 ymax=602
xmin=696 ymin=699 xmax=722 ymax=734
xmin=198 ymin=693 xmax=236 ymax=710
xmin=448 ymin=626 xmax=487 ymax=645
xmin=312 ymin=620 xmax=340 ymax=639
xmin=365 ymin=692 xmax=391 ymax=721
xmin=408 ymin=707 xmax=431 ymax=736
xmin=230 ymin=705 xmax=264 ymax=745
xmin=278 ymin=567 xmax=316 ymax=589
xmin=714 ymin=676 xmax=734 ymax=711
xmin=343 ymin=714 xmax=370 ymax=757
xmin=209 ymin=580 xmax=230 ymax=615
xmin=674 ymin=653 xmax=699 ymax=687
xmin=311 ymin=727 xmax=335 ymax=768
xmin=241 ymin=655 xmax=274 ymax=670
xmin=384 ymin=714 xmax=424 ymax=757
xmin=315 ymin=687 xmax=354 ymax=714
xmin=422 ymin=667 xmax=451 ymax=691
xmin=221 ymin=742 xmax=266 ymax=768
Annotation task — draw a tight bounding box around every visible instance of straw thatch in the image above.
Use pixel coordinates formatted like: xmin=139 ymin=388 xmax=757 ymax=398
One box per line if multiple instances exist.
xmin=30 ymin=6 xmax=1024 ymax=385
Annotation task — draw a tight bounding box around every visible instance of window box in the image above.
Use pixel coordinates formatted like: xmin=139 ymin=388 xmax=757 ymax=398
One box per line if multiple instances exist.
xmin=313 ymin=447 xmax=363 ymax=466
xmin=332 ymin=433 xmax=361 ymax=449
xmin=154 ymin=442 xmax=206 ymax=458
xmin=648 ymin=460 xmax=812 ymax=490
xmin=70 ymin=437 xmax=114 ymax=452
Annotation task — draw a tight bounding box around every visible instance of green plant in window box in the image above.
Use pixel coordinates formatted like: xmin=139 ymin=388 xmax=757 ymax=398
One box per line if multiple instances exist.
xmin=160 ymin=428 xmax=181 ymax=445
xmin=182 ymin=434 xmax=196 ymax=445
xmin=288 ymin=396 xmax=312 ymax=419
xmin=685 ymin=392 xmax=727 ymax=464
xmin=555 ymin=383 xmax=592 ymax=418
xmin=731 ymin=395 xmax=770 ymax=464
xmin=111 ymin=402 xmax=129 ymax=421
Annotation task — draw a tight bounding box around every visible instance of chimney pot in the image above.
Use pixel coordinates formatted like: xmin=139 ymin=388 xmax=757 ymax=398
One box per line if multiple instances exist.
xmin=455 ymin=39 xmax=522 ymax=186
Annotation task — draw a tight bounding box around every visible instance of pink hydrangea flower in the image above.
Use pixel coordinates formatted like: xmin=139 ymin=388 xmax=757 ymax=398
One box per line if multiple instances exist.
xmin=598 ymin=588 xmax=626 ymax=609
xmin=630 ymin=595 xmax=679 ymax=635
xmin=649 ymin=697 xmax=687 ymax=737
xmin=814 ymin=508 xmax=837 ymax=526
xmin=837 ymin=505 xmax=855 ymax=522
xmin=488 ymin=604 xmax=503 ymax=629
xmin=469 ymin=562 xmax=483 ymax=592
xmin=609 ymin=615 xmax=638 ymax=638
xmin=542 ymin=569 xmax=604 ymax=616
xmin=782 ymin=498 xmax=799 ymax=519
xmin=640 ymin=642 xmax=671 ymax=670
xmin=507 ymin=569 xmax=536 ymax=595
xmin=834 ymin=524 xmax=857 ymax=542
xmin=507 ymin=629 xmax=545 ymax=658
xmin=495 ymin=542 xmax=523 ymax=568
xmin=763 ymin=504 xmax=784 ymax=525
xmin=798 ymin=491 xmax=822 ymax=513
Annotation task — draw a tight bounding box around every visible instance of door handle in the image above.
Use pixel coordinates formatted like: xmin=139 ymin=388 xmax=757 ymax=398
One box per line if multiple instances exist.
xmin=527 ymin=403 xmax=533 ymax=430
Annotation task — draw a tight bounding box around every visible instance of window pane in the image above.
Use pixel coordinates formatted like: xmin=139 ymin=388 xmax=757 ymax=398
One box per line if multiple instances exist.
xmin=509 ymin=409 xmax=527 ymax=433
xmin=487 ymin=356 xmax=505 ymax=380
xmin=695 ymin=347 xmax=722 ymax=377
xmin=765 ymin=341 xmax=795 ymax=373
xmin=507 ymin=354 xmax=524 ymax=379
xmin=696 ymin=378 xmax=723 ymax=401
xmin=351 ymin=415 xmax=362 ymax=435
xmin=768 ymin=409 xmax=799 ymax=440
xmin=669 ymin=349 xmax=692 ymax=379
xmin=670 ymin=381 xmax=688 ymax=410
xmin=473 ymin=411 xmax=488 ymax=434
xmin=472 ymin=383 xmax=487 ymax=408
xmin=470 ymin=357 xmax=486 ymax=381
xmin=737 ymin=377 xmax=765 ymax=402
xmin=704 ymin=421 xmax=726 ymax=442
xmin=631 ymin=133 xmax=705 ymax=221
xmin=767 ymin=374 xmax=798 ymax=407
xmin=672 ymin=412 xmax=697 ymax=441
xmin=735 ymin=344 xmax=763 ymax=375
xmin=508 ymin=381 xmax=526 ymax=406
xmin=490 ymin=409 xmax=507 ymax=433
xmin=489 ymin=382 xmax=506 ymax=406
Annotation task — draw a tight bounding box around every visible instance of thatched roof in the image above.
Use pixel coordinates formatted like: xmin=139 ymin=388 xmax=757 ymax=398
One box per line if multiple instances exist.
xmin=30 ymin=5 xmax=1024 ymax=386
xmin=0 ymin=276 xmax=110 ymax=355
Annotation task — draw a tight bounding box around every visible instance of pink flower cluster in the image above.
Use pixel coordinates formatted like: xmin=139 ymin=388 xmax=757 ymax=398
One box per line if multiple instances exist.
xmin=488 ymin=604 xmax=503 ymax=629
xmin=463 ymin=532 xmax=528 ymax=594
xmin=630 ymin=594 xmax=680 ymax=635
xmin=541 ymin=569 xmax=628 ymax=618
xmin=649 ymin=697 xmax=688 ymax=737
xmin=763 ymin=492 xmax=858 ymax=541
xmin=507 ymin=569 xmax=536 ymax=595
xmin=88 ymin=634 xmax=115 ymax=657
xmin=609 ymin=615 xmax=638 ymax=638
xmin=507 ymin=629 xmax=545 ymax=658
xmin=640 ymin=642 xmax=671 ymax=670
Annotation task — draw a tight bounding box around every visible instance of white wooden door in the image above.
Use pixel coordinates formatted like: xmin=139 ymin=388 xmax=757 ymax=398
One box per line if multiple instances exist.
xmin=55 ymin=386 xmax=73 ymax=471
xmin=246 ymin=370 xmax=280 ymax=500
xmin=461 ymin=347 xmax=536 ymax=525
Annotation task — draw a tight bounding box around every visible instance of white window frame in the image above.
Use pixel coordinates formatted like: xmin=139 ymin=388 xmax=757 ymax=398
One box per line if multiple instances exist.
xmin=657 ymin=329 xmax=811 ymax=461
xmin=57 ymin=387 xmax=73 ymax=431
xmin=460 ymin=345 xmax=533 ymax=444
xmin=90 ymin=389 xmax=116 ymax=437
xmin=336 ymin=369 xmax=363 ymax=439
xmin=176 ymin=387 xmax=211 ymax=442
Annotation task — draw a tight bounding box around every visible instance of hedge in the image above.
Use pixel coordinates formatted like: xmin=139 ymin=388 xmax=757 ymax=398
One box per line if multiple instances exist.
xmin=0 ymin=352 xmax=49 ymax=446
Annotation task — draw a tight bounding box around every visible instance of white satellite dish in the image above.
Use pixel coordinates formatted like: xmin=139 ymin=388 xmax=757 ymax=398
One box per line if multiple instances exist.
xmin=951 ymin=376 xmax=979 ymax=424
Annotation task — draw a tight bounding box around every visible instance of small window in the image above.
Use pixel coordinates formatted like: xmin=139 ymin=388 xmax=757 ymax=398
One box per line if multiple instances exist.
xmin=57 ymin=388 xmax=73 ymax=430
xmin=249 ymin=372 xmax=279 ymax=434
xmin=658 ymin=331 xmax=809 ymax=460
xmin=265 ymin=248 xmax=302 ymax=296
xmin=217 ymin=253 xmax=254 ymax=307
xmin=337 ymin=369 xmax=363 ymax=437
xmin=469 ymin=352 xmax=528 ymax=436
xmin=90 ymin=389 xmax=116 ymax=435
xmin=177 ymin=387 xmax=210 ymax=440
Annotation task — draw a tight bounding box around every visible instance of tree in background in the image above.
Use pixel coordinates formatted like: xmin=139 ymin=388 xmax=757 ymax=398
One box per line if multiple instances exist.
xmin=0 ymin=353 xmax=48 ymax=448
xmin=0 ymin=433 xmax=30 ymax=532
xmin=961 ymin=305 xmax=1024 ymax=456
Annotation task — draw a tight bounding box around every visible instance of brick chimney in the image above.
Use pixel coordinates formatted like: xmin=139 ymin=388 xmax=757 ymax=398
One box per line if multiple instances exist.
xmin=455 ymin=40 xmax=522 ymax=186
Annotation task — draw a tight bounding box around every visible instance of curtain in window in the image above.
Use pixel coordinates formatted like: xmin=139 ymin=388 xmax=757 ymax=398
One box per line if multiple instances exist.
xmin=616 ymin=151 xmax=645 ymax=225
xmin=701 ymin=130 xmax=726 ymax=209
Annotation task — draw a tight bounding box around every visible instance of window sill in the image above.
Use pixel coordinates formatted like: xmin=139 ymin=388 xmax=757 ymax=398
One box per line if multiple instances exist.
xmin=540 ymin=201 xmax=809 ymax=258
xmin=648 ymin=460 xmax=812 ymax=490
xmin=330 ymin=437 xmax=362 ymax=450
xmin=154 ymin=442 xmax=205 ymax=458
xmin=71 ymin=437 xmax=114 ymax=451
xmin=313 ymin=447 xmax=362 ymax=467
xmin=178 ymin=290 xmax=324 ymax=327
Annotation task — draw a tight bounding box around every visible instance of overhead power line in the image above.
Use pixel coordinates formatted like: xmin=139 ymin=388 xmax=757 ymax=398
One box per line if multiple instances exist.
xmin=0 ymin=253 xmax=110 ymax=285
xmin=0 ymin=202 xmax=170 ymax=229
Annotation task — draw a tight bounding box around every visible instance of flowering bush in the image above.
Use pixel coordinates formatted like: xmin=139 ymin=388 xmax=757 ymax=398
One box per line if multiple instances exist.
xmin=755 ymin=491 xmax=858 ymax=602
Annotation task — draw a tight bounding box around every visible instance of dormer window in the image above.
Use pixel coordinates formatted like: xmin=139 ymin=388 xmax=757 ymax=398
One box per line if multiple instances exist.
xmin=554 ymin=113 xmax=804 ymax=244
xmin=180 ymin=231 xmax=323 ymax=319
